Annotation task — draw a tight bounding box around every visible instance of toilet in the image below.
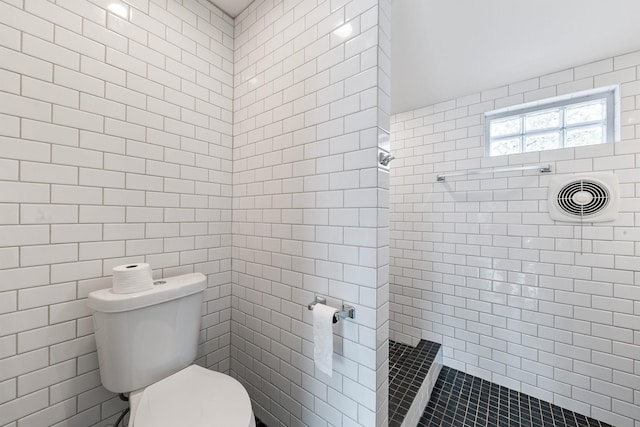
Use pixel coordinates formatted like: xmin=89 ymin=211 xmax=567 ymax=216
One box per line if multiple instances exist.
xmin=88 ymin=272 xmax=255 ymax=427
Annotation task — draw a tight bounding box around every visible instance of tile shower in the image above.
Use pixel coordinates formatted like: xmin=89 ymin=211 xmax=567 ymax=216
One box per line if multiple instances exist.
xmin=390 ymin=50 xmax=640 ymax=427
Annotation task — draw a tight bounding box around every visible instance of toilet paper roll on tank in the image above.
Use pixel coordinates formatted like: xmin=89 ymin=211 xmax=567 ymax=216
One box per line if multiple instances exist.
xmin=112 ymin=263 xmax=154 ymax=294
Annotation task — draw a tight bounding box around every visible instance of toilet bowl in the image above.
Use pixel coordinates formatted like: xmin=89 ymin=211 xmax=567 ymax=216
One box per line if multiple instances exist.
xmin=129 ymin=365 xmax=255 ymax=427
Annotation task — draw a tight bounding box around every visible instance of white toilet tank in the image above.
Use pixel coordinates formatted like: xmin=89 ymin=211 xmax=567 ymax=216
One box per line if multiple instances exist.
xmin=88 ymin=272 xmax=206 ymax=393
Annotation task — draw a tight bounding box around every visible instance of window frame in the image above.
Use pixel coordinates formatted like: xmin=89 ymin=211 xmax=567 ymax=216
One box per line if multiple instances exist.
xmin=484 ymin=88 xmax=616 ymax=157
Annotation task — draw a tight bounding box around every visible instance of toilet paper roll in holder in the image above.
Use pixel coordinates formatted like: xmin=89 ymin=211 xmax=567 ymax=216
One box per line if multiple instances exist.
xmin=307 ymin=297 xmax=355 ymax=324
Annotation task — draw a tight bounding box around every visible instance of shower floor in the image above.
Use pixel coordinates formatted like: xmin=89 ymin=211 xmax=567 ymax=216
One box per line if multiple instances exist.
xmin=418 ymin=366 xmax=613 ymax=427
xmin=260 ymin=343 xmax=612 ymax=427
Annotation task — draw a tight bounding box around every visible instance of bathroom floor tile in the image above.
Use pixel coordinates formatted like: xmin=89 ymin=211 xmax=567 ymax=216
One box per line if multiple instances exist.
xmin=418 ymin=367 xmax=613 ymax=427
xmin=389 ymin=339 xmax=441 ymax=426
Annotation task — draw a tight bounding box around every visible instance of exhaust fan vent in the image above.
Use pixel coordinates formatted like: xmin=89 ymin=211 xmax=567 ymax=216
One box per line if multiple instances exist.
xmin=548 ymin=173 xmax=619 ymax=222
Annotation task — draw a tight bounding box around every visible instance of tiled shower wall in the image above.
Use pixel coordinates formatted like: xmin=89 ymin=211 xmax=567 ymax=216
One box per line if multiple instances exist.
xmin=390 ymin=50 xmax=640 ymax=427
xmin=0 ymin=0 xmax=234 ymax=425
xmin=231 ymin=0 xmax=390 ymax=426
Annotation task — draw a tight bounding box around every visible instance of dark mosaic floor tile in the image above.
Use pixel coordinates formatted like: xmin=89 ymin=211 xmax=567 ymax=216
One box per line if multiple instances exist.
xmin=388 ymin=339 xmax=441 ymax=426
xmin=418 ymin=367 xmax=613 ymax=427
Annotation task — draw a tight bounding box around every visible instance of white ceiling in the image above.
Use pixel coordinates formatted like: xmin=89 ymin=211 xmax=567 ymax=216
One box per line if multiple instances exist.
xmin=208 ymin=0 xmax=252 ymax=17
xmin=392 ymin=0 xmax=640 ymax=113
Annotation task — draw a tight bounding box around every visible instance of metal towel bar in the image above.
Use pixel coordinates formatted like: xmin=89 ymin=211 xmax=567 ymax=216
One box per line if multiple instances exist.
xmin=436 ymin=163 xmax=552 ymax=182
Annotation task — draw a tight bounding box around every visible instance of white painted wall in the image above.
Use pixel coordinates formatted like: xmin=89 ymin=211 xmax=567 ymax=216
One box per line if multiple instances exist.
xmin=390 ymin=50 xmax=640 ymax=426
xmin=0 ymin=1 xmax=234 ymax=425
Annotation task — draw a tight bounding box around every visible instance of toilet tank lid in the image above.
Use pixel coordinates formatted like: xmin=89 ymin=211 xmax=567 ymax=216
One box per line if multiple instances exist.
xmin=88 ymin=272 xmax=206 ymax=313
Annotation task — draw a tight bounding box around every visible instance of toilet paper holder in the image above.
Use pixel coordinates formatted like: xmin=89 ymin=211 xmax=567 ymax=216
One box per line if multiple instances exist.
xmin=307 ymin=297 xmax=355 ymax=324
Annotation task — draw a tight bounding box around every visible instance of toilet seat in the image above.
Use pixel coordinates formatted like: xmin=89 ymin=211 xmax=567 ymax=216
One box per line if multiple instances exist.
xmin=131 ymin=365 xmax=255 ymax=427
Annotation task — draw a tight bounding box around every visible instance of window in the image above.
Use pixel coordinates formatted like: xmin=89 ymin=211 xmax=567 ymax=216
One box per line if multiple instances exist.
xmin=485 ymin=88 xmax=617 ymax=157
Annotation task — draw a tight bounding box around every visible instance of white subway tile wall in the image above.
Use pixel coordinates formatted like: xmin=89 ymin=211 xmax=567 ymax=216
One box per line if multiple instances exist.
xmin=0 ymin=0 xmax=234 ymax=425
xmin=232 ymin=0 xmax=390 ymax=426
xmin=390 ymin=50 xmax=640 ymax=427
